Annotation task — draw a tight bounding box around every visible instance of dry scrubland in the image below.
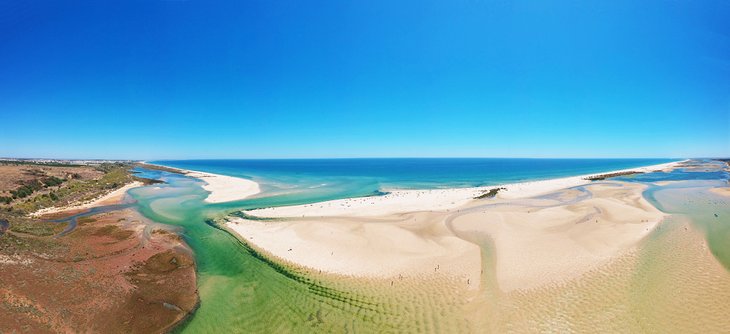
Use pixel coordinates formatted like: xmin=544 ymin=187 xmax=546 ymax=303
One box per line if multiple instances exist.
xmin=0 ymin=161 xmax=198 ymax=333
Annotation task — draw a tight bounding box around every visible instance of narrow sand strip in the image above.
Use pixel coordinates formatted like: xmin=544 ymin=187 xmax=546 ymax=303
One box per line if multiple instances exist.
xmin=247 ymin=160 xmax=682 ymax=218
xmin=185 ymin=171 xmax=260 ymax=203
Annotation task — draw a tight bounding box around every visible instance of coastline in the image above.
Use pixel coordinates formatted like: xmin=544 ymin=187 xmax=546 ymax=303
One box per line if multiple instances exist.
xmin=186 ymin=170 xmax=260 ymax=203
xmin=246 ymin=160 xmax=682 ymax=218
xmin=1 ymin=164 xmax=199 ymax=333
xmin=225 ymin=160 xmax=683 ymax=291
xmin=32 ymin=181 xmax=143 ymax=217
xmin=141 ymin=163 xmax=261 ymax=203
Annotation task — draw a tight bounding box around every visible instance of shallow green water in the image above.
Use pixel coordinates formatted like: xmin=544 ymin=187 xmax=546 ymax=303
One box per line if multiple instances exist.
xmin=628 ymin=160 xmax=730 ymax=269
xmin=129 ymin=169 xmax=467 ymax=333
xmin=126 ymin=160 xmax=730 ymax=333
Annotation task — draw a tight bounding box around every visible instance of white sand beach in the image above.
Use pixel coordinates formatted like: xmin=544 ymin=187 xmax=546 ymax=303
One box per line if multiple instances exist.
xmin=227 ymin=160 xmax=682 ymax=291
xmin=186 ymin=171 xmax=260 ymax=203
xmin=229 ymin=212 xmax=483 ymax=286
xmin=247 ymin=161 xmax=680 ymax=218
xmin=449 ymin=181 xmax=665 ymax=291
xmin=141 ymin=163 xmax=262 ymax=203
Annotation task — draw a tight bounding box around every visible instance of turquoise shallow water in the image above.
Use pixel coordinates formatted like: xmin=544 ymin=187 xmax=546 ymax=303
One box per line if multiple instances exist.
xmin=122 ymin=158 xmax=729 ymax=332
xmin=616 ymin=159 xmax=730 ymax=270
xmin=152 ymin=158 xmax=677 ymax=206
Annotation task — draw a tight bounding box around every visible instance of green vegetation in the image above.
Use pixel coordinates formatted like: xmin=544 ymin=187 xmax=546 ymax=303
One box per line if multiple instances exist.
xmin=77 ymin=216 xmax=97 ymax=224
xmin=133 ymin=176 xmax=164 ymax=185
xmin=0 ymin=159 xmax=82 ymax=167
xmin=92 ymin=224 xmax=134 ymax=240
xmin=0 ymin=205 xmax=67 ymax=237
xmin=42 ymin=176 xmax=64 ymax=187
xmin=584 ymin=171 xmax=642 ymax=181
xmin=0 ymin=230 xmax=68 ymax=255
xmin=229 ymin=211 xmax=281 ymax=221
xmin=4 ymin=173 xmax=66 ymax=201
xmin=10 ymin=179 xmax=45 ymax=199
xmin=135 ymin=163 xmax=184 ymax=174
xmin=475 ymin=187 xmax=506 ymax=199
xmin=0 ymin=162 xmax=135 ymax=243
xmin=9 ymin=163 xmax=134 ymax=214
xmin=6 ymin=218 xmax=66 ymax=236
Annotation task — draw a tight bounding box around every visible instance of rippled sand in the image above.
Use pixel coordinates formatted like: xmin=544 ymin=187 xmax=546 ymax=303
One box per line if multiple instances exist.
xmin=264 ymin=213 xmax=730 ymax=333
xmin=132 ymin=160 xmax=730 ymax=333
xmin=466 ymin=216 xmax=730 ymax=333
xmin=222 ymin=161 xmax=730 ymax=333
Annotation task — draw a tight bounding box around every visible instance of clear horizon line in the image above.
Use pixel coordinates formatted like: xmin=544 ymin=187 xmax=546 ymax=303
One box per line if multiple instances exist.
xmin=1 ymin=155 xmax=701 ymax=161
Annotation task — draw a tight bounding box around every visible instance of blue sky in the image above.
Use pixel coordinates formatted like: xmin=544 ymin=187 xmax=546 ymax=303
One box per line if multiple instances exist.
xmin=1 ymin=0 xmax=728 ymax=159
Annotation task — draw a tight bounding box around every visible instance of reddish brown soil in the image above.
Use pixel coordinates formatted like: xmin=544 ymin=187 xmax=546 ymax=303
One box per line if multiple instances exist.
xmin=0 ymin=209 xmax=198 ymax=333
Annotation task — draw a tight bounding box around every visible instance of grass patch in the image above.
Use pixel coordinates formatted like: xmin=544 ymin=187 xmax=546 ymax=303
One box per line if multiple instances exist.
xmin=474 ymin=187 xmax=506 ymax=199
xmin=0 ymin=231 xmax=68 ymax=254
xmin=229 ymin=211 xmax=281 ymax=221
xmin=5 ymin=217 xmax=66 ymax=237
xmin=134 ymin=163 xmax=185 ymax=174
xmin=92 ymin=225 xmax=134 ymax=240
xmin=77 ymin=217 xmax=97 ymax=225
xmin=584 ymin=171 xmax=642 ymax=181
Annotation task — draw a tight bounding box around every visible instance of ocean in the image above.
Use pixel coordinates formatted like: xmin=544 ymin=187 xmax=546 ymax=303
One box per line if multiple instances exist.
xmin=151 ymin=158 xmax=678 ymax=204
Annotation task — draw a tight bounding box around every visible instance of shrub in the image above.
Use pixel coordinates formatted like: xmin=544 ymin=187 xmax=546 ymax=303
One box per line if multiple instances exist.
xmin=42 ymin=176 xmax=65 ymax=187
xmin=11 ymin=185 xmax=34 ymax=198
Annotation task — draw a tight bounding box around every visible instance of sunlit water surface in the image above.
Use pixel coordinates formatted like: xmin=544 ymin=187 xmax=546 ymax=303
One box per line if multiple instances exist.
xmin=125 ymin=159 xmax=730 ymax=332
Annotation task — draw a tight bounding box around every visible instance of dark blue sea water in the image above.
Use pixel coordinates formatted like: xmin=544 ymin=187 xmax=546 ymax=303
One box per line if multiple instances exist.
xmin=151 ymin=158 xmax=678 ymax=204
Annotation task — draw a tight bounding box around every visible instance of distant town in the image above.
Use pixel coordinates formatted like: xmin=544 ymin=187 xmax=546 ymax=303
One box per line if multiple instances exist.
xmin=0 ymin=158 xmax=139 ymax=166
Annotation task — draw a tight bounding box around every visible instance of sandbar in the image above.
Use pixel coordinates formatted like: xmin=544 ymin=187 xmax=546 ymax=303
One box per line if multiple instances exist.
xmin=247 ymin=161 xmax=680 ymax=218
xmin=185 ymin=171 xmax=260 ymax=203
xmin=227 ymin=160 xmax=682 ymax=291
xmin=141 ymin=163 xmax=262 ymax=203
